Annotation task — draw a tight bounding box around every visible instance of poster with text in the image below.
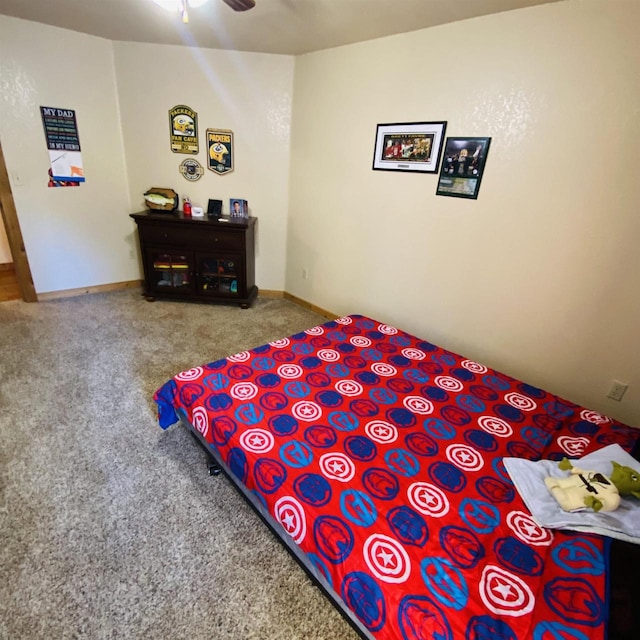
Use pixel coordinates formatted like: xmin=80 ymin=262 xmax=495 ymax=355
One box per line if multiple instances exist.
xmin=169 ymin=105 xmax=199 ymax=154
xmin=207 ymin=128 xmax=234 ymax=175
xmin=40 ymin=106 xmax=85 ymax=186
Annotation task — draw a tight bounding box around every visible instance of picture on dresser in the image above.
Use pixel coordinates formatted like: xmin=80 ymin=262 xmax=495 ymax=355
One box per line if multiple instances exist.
xmin=230 ymin=199 xmax=248 ymax=218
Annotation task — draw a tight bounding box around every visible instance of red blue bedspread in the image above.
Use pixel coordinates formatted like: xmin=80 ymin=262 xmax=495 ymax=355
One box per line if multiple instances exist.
xmin=154 ymin=314 xmax=638 ymax=640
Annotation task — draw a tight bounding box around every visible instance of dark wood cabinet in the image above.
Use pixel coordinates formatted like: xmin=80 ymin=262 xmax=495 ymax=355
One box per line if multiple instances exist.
xmin=130 ymin=210 xmax=257 ymax=308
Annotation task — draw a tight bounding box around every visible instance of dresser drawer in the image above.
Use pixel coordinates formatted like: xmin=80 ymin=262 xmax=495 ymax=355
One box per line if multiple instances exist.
xmin=138 ymin=223 xmax=243 ymax=251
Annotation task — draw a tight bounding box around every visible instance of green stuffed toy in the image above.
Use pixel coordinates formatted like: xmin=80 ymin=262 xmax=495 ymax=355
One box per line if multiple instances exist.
xmin=545 ymin=458 xmax=640 ymax=513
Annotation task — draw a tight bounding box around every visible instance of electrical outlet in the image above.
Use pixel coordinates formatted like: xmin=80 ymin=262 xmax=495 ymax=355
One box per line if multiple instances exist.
xmin=302 ymin=268 xmax=309 ymax=280
xmin=606 ymin=380 xmax=628 ymax=402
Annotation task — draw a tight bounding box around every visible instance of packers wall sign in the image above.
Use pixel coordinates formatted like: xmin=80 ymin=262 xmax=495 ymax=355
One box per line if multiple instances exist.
xmin=169 ymin=105 xmax=198 ymax=154
xmin=207 ymin=128 xmax=234 ymax=175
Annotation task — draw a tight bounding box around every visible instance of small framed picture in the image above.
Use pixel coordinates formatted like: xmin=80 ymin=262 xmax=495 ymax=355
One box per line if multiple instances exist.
xmin=436 ymin=137 xmax=491 ymax=199
xmin=230 ymin=198 xmax=248 ymax=217
xmin=372 ymin=121 xmax=447 ymax=173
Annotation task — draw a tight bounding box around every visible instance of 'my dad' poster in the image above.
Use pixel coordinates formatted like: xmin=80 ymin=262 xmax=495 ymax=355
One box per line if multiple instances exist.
xmin=40 ymin=106 xmax=85 ymax=187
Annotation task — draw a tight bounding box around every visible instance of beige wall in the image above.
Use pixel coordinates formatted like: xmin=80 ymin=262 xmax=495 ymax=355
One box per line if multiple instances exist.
xmin=0 ymin=18 xmax=294 ymax=294
xmin=0 ymin=16 xmax=133 ymax=293
xmin=287 ymin=0 xmax=640 ymax=425
xmin=112 ymin=42 xmax=294 ymax=290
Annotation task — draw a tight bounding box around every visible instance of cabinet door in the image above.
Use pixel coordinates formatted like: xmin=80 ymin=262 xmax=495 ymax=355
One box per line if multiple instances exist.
xmin=196 ymin=253 xmax=244 ymax=298
xmin=145 ymin=249 xmax=194 ymax=294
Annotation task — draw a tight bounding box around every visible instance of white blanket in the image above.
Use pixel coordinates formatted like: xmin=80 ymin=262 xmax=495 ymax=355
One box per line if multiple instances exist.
xmin=503 ymin=444 xmax=640 ymax=544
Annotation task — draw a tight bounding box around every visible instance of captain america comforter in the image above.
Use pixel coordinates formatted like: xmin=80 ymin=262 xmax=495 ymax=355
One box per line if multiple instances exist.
xmin=154 ymin=314 xmax=638 ymax=640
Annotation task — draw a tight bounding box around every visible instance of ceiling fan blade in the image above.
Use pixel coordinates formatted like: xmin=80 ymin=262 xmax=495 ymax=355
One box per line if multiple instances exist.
xmin=222 ymin=0 xmax=256 ymax=11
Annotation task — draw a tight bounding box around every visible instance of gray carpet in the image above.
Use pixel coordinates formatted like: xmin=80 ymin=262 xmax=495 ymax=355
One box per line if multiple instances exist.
xmin=0 ymin=290 xmax=359 ymax=640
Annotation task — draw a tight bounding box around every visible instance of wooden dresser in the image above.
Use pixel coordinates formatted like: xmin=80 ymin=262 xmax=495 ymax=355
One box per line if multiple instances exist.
xmin=130 ymin=210 xmax=257 ymax=308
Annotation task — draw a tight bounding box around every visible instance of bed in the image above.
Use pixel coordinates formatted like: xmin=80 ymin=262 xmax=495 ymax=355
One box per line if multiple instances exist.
xmin=154 ymin=314 xmax=639 ymax=640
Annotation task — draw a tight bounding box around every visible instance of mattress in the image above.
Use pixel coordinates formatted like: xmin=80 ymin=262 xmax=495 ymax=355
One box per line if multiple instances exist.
xmin=154 ymin=314 xmax=639 ymax=640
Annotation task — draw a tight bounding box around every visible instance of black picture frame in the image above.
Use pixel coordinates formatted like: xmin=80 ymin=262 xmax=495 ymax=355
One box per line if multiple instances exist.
xmin=372 ymin=121 xmax=447 ymax=173
xmin=207 ymin=199 xmax=223 ymax=217
xmin=436 ymin=137 xmax=492 ymax=199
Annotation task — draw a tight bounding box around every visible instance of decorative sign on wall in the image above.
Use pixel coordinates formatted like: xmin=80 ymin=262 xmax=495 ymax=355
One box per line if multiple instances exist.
xmin=206 ymin=128 xmax=234 ymax=175
xmin=169 ymin=104 xmax=199 ymax=154
xmin=40 ymin=106 xmax=85 ymax=187
xmin=435 ymin=137 xmax=492 ymax=199
xmin=179 ymin=158 xmax=204 ymax=181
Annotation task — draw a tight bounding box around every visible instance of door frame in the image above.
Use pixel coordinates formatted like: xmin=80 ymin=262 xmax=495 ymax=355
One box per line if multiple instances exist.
xmin=0 ymin=142 xmax=37 ymax=302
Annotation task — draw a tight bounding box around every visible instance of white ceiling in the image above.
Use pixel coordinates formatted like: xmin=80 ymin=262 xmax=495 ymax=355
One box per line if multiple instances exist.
xmin=0 ymin=0 xmax=562 ymax=55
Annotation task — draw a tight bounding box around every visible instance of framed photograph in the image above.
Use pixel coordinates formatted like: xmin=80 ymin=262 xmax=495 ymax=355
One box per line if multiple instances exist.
xmin=372 ymin=121 xmax=447 ymax=173
xmin=229 ymin=198 xmax=248 ymax=218
xmin=436 ymin=137 xmax=491 ymax=199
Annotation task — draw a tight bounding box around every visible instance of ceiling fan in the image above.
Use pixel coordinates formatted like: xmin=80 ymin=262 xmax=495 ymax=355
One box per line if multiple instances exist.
xmin=153 ymin=0 xmax=255 ymax=24
xmin=222 ymin=0 xmax=255 ymax=10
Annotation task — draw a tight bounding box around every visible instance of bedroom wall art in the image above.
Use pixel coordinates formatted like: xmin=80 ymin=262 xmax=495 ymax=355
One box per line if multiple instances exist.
xmin=169 ymin=104 xmax=199 ymax=154
xmin=179 ymin=158 xmax=204 ymax=181
xmin=207 ymin=128 xmax=234 ymax=175
xmin=40 ymin=106 xmax=85 ymax=187
xmin=372 ymin=121 xmax=447 ymax=173
xmin=436 ymin=136 xmax=491 ymax=199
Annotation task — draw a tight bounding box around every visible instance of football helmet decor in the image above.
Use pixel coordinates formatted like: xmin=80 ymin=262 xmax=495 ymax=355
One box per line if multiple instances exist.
xmin=169 ymin=105 xmax=198 ymax=154
xmin=206 ymin=128 xmax=234 ymax=175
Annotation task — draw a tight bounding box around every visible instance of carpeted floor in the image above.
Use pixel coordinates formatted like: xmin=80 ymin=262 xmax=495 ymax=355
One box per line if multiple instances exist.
xmin=0 ymin=290 xmax=359 ymax=639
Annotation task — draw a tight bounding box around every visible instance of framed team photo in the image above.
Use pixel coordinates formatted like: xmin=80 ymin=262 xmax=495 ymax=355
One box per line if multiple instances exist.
xmin=372 ymin=121 xmax=447 ymax=173
xmin=436 ymin=137 xmax=492 ymax=200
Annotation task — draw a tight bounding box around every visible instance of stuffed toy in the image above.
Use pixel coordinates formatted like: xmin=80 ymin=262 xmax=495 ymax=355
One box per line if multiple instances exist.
xmin=545 ymin=458 xmax=640 ymax=513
